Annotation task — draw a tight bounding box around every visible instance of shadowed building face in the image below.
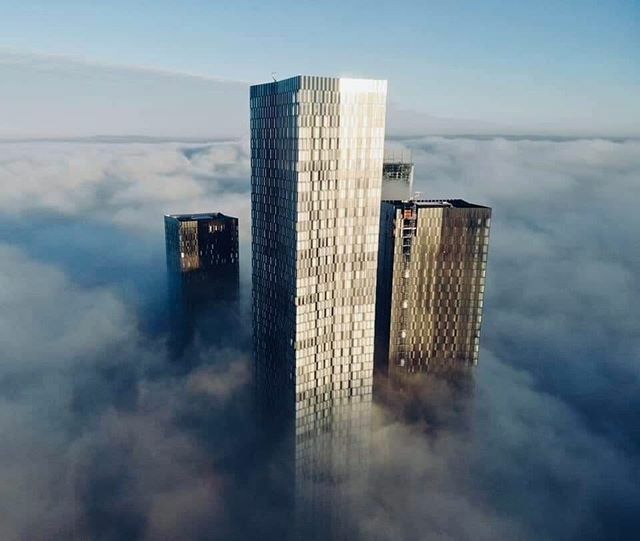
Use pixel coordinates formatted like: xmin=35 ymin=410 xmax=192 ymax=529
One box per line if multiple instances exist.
xmin=164 ymin=213 xmax=240 ymax=360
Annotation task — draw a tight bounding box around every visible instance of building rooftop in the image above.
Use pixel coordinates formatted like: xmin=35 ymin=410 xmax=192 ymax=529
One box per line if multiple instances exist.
xmin=165 ymin=212 xmax=237 ymax=222
xmin=383 ymin=198 xmax=491 ymax=209
xmin=250 ymin=75 xmax=387 ymax=96
xmin=383 ymin=160 xmax=415 ymax=166
xmin=383 ymin=149 xmax=413 ymax=164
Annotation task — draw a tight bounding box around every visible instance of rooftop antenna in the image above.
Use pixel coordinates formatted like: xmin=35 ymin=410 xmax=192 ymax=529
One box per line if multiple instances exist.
xmin=271 ymin=72 xmax=278 ymax=82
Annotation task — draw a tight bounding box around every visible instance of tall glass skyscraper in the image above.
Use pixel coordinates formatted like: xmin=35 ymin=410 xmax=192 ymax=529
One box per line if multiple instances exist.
xmin=250 ymin=75 xmax=387 ymax=538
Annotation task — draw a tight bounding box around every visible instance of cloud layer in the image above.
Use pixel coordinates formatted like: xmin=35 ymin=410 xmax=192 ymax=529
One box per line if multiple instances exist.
xmin=0 ymin=136 xmax=639 ymax=540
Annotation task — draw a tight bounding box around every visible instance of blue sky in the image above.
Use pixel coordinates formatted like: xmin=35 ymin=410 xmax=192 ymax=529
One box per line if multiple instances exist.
xmin=1 ymin=0 xmax=638 ymax=136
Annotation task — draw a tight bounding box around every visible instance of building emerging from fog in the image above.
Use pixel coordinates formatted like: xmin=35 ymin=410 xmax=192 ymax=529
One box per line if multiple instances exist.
xmin=375 ymin=199 xmax=491 ymax=381
xmin=164 ymin=213 xmax=239 ymax=359
xmin=381 ymin=153 xmax=414 ymax=200
xmin=251 ymin=75 xmax=387 ymax=538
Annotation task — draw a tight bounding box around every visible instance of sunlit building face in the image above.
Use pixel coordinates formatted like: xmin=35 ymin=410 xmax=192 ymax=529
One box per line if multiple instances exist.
xmin=250 ymin=75 xmax=387 ymax=537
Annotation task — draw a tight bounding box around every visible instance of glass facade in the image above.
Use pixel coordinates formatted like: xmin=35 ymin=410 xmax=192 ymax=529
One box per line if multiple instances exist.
xmin=381 ymin=159 xmax=415 ymax=200
xmin=251 ymin=75 xmax=387 ymax=538
xmin=375 ymin=199 xmax=491 ymax=381
xmin=164 ymin=213 xmax=240 ymax=360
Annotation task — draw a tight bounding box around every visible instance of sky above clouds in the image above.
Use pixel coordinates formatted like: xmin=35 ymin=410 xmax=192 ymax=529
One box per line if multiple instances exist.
xmin=0 ymin=136 xmax=639 ymax=539
xmin=1 ymin=0 xmax=639 ymax=136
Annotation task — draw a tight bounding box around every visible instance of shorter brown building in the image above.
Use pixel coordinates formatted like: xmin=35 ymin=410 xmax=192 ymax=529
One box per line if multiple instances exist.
xmin=375 ymin=199 xmax=491 ymax=382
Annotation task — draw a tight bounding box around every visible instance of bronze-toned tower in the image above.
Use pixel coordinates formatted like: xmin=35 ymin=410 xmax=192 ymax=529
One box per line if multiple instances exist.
xmin=375 ymin=199 xmax=491 ymax=381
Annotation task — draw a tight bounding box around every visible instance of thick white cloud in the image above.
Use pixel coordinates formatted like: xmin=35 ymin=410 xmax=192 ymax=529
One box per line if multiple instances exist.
xmin=0 ymin=136 xmax=639 ymax=540
xmin=400 ymin=136 xmax=640 ymax=369
xmin=0 ymin=140 xmax=251 ymax=240
xmin=0 ymin=243 xmax=133 ymax=368
xmin=0 ymin=243 xmax=251 ymax=540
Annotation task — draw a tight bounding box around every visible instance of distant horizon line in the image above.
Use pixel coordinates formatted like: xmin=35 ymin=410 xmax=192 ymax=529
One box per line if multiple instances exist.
xmin=0 ymin=133 xmax=638 ymax=144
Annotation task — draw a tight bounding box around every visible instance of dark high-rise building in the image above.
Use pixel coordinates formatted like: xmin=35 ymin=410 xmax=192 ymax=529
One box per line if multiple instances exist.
xmin=375 ymin=199 xmax=491 ymax=381
xmin=381 ymin=155 xmax=414 ymax=200
xmin=164 ymin=212 xmax=239 ymax=359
